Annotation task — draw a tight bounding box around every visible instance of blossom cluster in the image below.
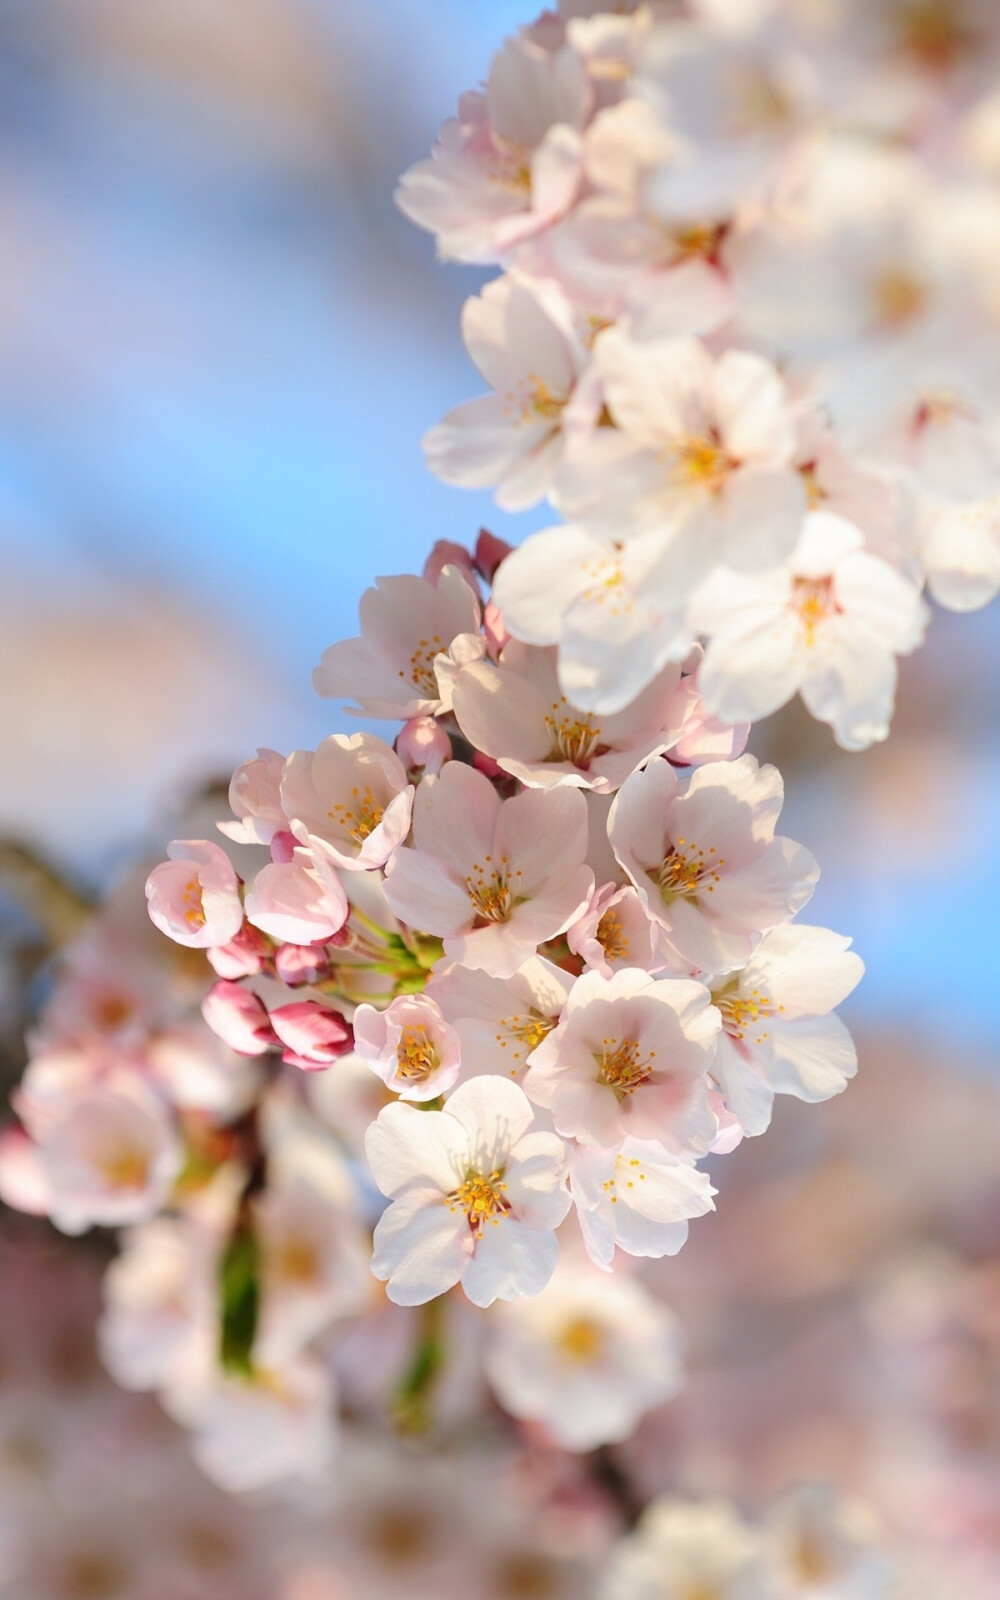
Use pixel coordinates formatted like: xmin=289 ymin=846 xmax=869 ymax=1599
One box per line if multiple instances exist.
xmin=400 ymin=0 xmax=1000 ymax=748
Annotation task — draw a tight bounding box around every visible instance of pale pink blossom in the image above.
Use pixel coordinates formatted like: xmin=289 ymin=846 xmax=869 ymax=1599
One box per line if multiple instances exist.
xmin=664 ymin=667 xmax=750 ymax=766
xmin=281 ymin=732 xmax=413 ymax=872
xmin=201 ymin=981 xmax=276 ymax=1057
xmin=365 ymin=1076 xmax=571 ymax=1307
xmin=424 ymin=274 xmax=594 ymax=510
xmin=709 ymin=922 xmax=863 ymax=1136
xmin=600 ymin=1497 xmax=769 ymax=1600
xmin=571 ymin=1137 xmax=715 ymax=1269
xmin=185 ymin=1356 xmax=338 ymax=1492
xmin=38 ymin=1082 xmax=182 ymax=1235
xmin=694 ymin=510 xmax=929 ymax=750
xmin=216 ymin=748 xmax=288 ymax=846
xmin=523 ymin=967 xmax=720 ymax=1149
xmin=483 ymin=1259 xmax=684 ymax=1449
xmin=566 ymin=882 xmax=659 ymax=977
xmin=254 ymin=1172 xmax=370 ymax=1367
xmin=919 ymin=495 xmax=1000 ymax=612
xmin=591 ymin=330 xmax=807 ymax=598
xmin=383 ymin=760 xmax=593 ymax=979
xmin=145 ymin=840 xmax=244 ymax=951
xmin=353 ymin=994 xmax=461 ymax=1101
xmin=451 ymin=640 xmax=682 ymax=792
xmin=492 ymin=520 xmax=692 ymax=714
xmin=609 ymin=754 xmax=818 ymax=972
xmin=395 ymin=33 xmax=592 ymax=264
xmin=243 ymin=850 xmax=348 ymax=945
xmin=313 ymin=566 xmax=480 ymax=720
xmin=426 ymin=953 xmax=573 ymax=1081
xmin=206 ymin=923 xmax=270 ymax=980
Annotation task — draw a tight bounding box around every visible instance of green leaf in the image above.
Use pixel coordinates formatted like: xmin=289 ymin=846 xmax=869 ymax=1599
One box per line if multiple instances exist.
xmin=218 ymin=1219 xmax=260 ymax=1379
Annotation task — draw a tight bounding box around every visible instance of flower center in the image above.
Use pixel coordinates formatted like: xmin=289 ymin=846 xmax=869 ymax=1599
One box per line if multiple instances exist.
xmin=496 ymin=1011 xmax=557 ymax=1066
xmin=657 ymin=838 xmax=723 ymax=904
xmin=448 ymin=1169 xmax=511 ymax=1233
xmin=530 ymin=376 xmax=566 ymax=422
xmin=557 ymin=1316 xmax=606 ymax=1364
xmin=714 ymin=981 xmax=781 ymax=1045
xmin=398 ymin=634 xmax=444 ymax=696
xmin=276 ymin=1238 xmax=320 ymax=1284
xmin=466 ymin=855 xmax=519 ymax=924
xmin=182 ymin=877 xmax=206 ymax=930
xmin=872 ymin=264 xmax=928 ymax=328
xmin=792 ymin=574 xmax=838 ymax=644
xmin=897 ymin=0 xmax=972 ymax=69
xmin=543 ymin=700 xmax=604 ymax=766
xmin=598 ymin=1035 xmax=656 ymax=1095
xmin=676 ymin=433 xmax=734 ymax=495
xmin=99 ymin=1150 xmax=149 ymax=1190
xmin=489 ymin=134 xmax=532 ymax=194
xmin=396 ymin=1024 xmax=439 ymax=1081
xmin=596 ymin=907 xmax=629 ymax=964
xmin=328 ymin=784 xmax=385 ymax=844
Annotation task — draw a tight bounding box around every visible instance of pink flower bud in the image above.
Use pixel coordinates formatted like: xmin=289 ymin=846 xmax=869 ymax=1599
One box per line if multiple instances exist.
xmin=396 ymin=717 xmax=452 ymax=778
xmin=274 ymin=943 xmax=332 ymax=987
xmin=269 ymin=1002 xmax=352 ymax=1070
xmin=202 ymin=982 xmax=276 ymax=1056
xmin=207 ymin=923 xmax=271 ymax=979
xmin=269 ymin=830 xmax=297 ymax=865
xmin=475 ymin=529 xmax=513 ymax=583
xmin=472 ymin=750 xmax=505 ymax=781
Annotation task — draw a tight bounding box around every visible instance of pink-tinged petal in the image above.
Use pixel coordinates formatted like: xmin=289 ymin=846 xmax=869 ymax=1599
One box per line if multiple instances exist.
xmin=201 ymin=982 xmax=275 ymax=1057
xmin=412 ymin=762 xmax=500 ymax=876
xmin=451 ymin=660 xmax=553 ymax=766
xmin=382 ymin=848 xmax=474 ymax=938
xmin=493 ymin=525 xmax=606 ymax=645
xmin=269 ymin=1003 xmax=351 ymax=1068
xmin=493 ymin=785 xmax=589 ymax=893
xmin=461 ymin=1218 xmax=560 ymax=1307
xmin=424 ymin=396 xmax=553 ymax=491
xmin=443 ymin=1076 xmax=536 ymax=1168
xmin=371 ymin=1190 xmax=471 ymax=1306
xmin=655 ymin=896 xmax=757 ymax=974
xmin=610 ymin=757 xmax=681 ymax=877
xmin=504 ymin=1132 xmax=572 ymax=1229
xmin=742 ymin=924 xmax=863 ymax=1018
xmin=714 ymin=835 xmax=819 ymax=927
xmin=444 ymin=920 xmax=541 ymax=980
xmin=712 ymin=1033 xmax=776 ymax=1137
xmin=365 ymin=1102 xmax=469 ymax=1198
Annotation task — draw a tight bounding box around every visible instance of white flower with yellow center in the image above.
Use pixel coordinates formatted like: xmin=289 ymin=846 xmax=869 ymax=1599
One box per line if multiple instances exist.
xmin=483 ymin=1258 xmax=684 ymax=1450
xmin=571 ymin=1136 xmax=716 ymax=1268
xmin=281 ymin=731 xmax=413 ymax=872
xmin=383 ymin=760 xmax=594 ymax=980
xmin=694 ymin=512 xmax=929 ymax=751
xmin=365 ymin=1076 xmax=571 ymax=1307
xmin=600 ymin=1496 xmax=770 ymax=1600
xmin=709 ymin=923 xmax=863 ymax=1137
xmin=353 ymin=994 xmax=462 ymax=1102
xmin=426 ymin=954 xmax=573 ymax=1082
xmin=523 ymin=967 xmax=720 ymax=1150
xmin=609 ymin=754 xmax=818 ymax=974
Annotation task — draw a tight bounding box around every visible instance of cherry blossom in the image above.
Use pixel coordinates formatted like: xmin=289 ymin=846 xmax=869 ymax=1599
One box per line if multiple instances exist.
xmin=395 ymin=32 xmax=592 ymax=264
xmin=383 ymin=759 xmax=593 ymax=978
xmin=600 ymin=1497 xmax=770 ymax=1600
xmin=709 ymin=923 xmax=864 ymax=1136
xmin=426 ymin=954 xmax=573 ymax=1082
xmin=352 ymin=994 xmax=461 ymax=1101
xmin=365 ymin=1076 xmax=571 ymax=1307
xmin=566 ymin=882 xmax=660 ymax=977
xmin=609 ymin=754 xmax=819 ymax=972
xmin=145 ymin=840 xmax=244 ymax=951
xmin=522 ymin=967 xmax=720 ymax=1149
xmin=216 ymin=747 xmax=288 ymax=847
xmin=483 ymin=1259 xmax=684 ymax=1449
xmin=570 ymin=1136 xmax=716 ymax=1269
xmin=243 ymin=850 xmax=348 ymax=945
xmin=37 ymin=1082 xmax=182 ymax=1236
xmin=281 ymin=732 xmax=413 ymax=872
xmin=451 ymin=640 xmax=682 ymax=791
xmin=694 ymin=510 xmax=930 ymax=750
xmin=313 ymin=566 xmax=480 ymax=720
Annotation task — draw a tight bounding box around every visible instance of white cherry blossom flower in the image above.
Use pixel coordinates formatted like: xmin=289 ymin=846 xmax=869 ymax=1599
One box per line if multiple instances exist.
xmin=919 ymin=494 xmax=1000 ymax=612
xmin=365 ymin=1076 xmax=571 ymax=1307
xmin=609 ymin=754 xmax=818 ymax=972
xmin=709 ymin=923 xmax=863 ymax=1136
xmin=492 ymin=520 xmax=692 ymax=714
xmin=566 ymin=882 xmax=660 ymax=977
xmin=451 ymin=640 xmax=682 ymax=791
xmin=184 ymin=1356 xmax=338 ymax=1493
xmin=313 ymin=566 xmax=480 ymax=720
xmin=383 ymin=760 xmax=593 ymax=979
xmin=423 ymin=274 xmax=593 ymax=510
xmin=217 ymin=747 xmax=288 ymax=846
xmin=694 ymin=510 xmax=930 ymax=751
xmin=483 ymin=1259 xmax=684 ymax=1450
xmin=600 ymin=1496 xmax=770 ymax=1600
xmin=591 ymin=329 xmax=807 ymax=599
xmin=395 ymin=33 xmax=592 ymax=264
xmin=571 ymin=1136 xmax=716 ymax=1269
xmin=522 ymin=967 xmax=720 ymax=1150
xmin=426 ymin=953 xmax=573 ymax=1083
xmin=38 ymin=1081 xmax=182 ymax=1236
xmin=145 ymin=840 xmax=244 ymax=951
xmin=281 ymin=732 xmax=413 ymax=872
xmin=243 ymin=849 xmax=348 ymax=945
xmin=766 ymin=1483 xmax=892 ymax=1600
xmin=353 ymin=994 xmax=462 ymax=1102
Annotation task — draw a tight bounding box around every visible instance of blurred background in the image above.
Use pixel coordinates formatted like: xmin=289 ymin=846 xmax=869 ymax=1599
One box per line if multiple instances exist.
xmin=1 ymin=2 xmax=1000 ymax=1596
